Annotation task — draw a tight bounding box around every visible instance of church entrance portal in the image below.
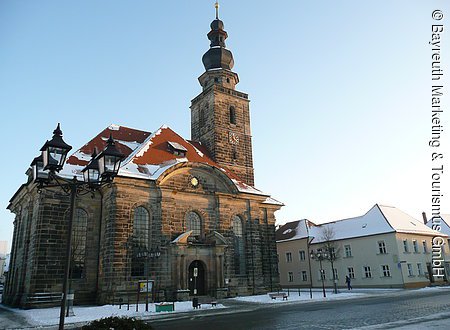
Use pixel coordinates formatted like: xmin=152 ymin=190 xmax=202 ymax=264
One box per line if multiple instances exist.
xmin=188 ymin=260 xmax=206 ymax=295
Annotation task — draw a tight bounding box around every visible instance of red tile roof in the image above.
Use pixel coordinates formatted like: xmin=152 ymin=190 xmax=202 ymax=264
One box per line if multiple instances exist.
xmin=66 ymin=124 xmax=150 ymax=167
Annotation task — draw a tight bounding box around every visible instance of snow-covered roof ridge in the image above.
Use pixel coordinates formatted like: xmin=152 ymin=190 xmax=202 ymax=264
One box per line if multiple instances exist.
xmin=276 ymin=204 xmax=445 ymax=243
xmin=120 ymin=124 xmax=168 ymax=166
xmin=426 ymin=214 xmax=450 ymax=236
xmin=377 ymin=204 xmax=439 ymax=236
xmin=55 ymin=123 xmax=281 ymax=203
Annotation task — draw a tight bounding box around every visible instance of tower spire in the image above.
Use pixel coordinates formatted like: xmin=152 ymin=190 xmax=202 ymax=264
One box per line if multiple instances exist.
xmin=201 ymin=1 xmax=234 ymax=71
xmin=215 ymin=1 xmax=219 ymax=19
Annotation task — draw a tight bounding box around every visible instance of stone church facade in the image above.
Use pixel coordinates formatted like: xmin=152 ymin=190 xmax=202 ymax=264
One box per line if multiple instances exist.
xmin=4 ymin=11 xmax=282 ymax=308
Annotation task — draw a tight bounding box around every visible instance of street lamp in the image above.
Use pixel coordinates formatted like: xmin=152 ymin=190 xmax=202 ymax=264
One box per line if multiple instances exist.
xmin=310 ymin=248 xmax=327 ymax=298
xmin=32 ymin=124 xmax=124 ymax=330
xmin=136 ymin=245 xmax=161 ymax=312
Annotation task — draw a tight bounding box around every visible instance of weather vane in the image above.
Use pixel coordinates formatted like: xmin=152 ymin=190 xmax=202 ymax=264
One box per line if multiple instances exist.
xmin=215 ymin=1 xmax=219 ymax=19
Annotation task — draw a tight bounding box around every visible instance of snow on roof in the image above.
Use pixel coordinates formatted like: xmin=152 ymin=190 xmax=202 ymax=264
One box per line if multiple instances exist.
xmin=60 ymin=124 xmax=151 ymax=178
xmin=426 ymin=215 xmax=450 ymax=236
xmin=168 ymin=141 xmax=188 ymax=152
xmin=276 ymin=204 xmax=444 ymax=243
xmin=263 ymin=196 xmax=284 ymax=206
xmin=56 ymin=124 xmax=278 ymax=200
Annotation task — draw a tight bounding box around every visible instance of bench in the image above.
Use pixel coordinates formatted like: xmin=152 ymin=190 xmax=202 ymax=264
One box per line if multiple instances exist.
xmin=155 ymin=302 xmax=175 ymax=312
xmin=269 ymin=293 xmax=288 ymax=300
xmin=211 ymin=301 xmax=218 ymax=307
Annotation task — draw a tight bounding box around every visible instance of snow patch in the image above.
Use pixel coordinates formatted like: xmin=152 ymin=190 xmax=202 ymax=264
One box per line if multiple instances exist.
xmin=108 ymin=124 xmax=120 ymax=131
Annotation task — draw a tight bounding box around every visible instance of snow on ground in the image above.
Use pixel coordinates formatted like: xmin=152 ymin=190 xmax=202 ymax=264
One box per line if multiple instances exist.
xmin=3 ymin=286 xmax=449 ymax=327
xmin=232 ymin=290 xmax=367 ymax=304
xmin=13 ymin=301 xmax=225 ymax=327
xmin=232 ymin=286 xmax=450 ymax=304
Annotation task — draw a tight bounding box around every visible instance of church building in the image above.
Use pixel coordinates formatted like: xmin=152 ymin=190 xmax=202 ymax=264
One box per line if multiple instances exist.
xmin=4 ymin=7 xmax=282 ymax=308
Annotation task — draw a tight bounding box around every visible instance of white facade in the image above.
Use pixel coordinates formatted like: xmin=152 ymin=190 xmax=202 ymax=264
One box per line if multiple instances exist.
xmin=0 ymin=241 xmax=7 ymax=257
xmin=277 ymin=205 xmax=449 ymax=289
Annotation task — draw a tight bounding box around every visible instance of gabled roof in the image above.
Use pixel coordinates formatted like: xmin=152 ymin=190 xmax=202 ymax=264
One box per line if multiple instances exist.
xmin=57 ymin=124 xmax=280 ymax=201
xmin=62 ymin=124 xmax=150 ymax=176
xmin=276 ymin=204 xmax=445 ymax=243
xmin=426 ymin=215 xmax=450 ymax=236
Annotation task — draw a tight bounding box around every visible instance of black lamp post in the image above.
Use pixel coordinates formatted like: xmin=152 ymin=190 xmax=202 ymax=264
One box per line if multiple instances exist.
xmin=136 ymin=245 xmax=161 ymax=312
xmin=32 ymin=124 xmax=124 ymax=330
xmin=310 ymin=248 xmax=327 ymax=298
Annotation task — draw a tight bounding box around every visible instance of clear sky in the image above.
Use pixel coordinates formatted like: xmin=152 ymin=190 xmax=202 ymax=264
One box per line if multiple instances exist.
xmin=1 ymin=1 xmax=449 ymax=251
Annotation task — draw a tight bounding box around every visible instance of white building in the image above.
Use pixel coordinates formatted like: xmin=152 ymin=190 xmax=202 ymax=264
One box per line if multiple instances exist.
xmin=276 ymin=204 xmax=449 ymax=289
xmin=0 ymin=241 xmax=7 ymax=257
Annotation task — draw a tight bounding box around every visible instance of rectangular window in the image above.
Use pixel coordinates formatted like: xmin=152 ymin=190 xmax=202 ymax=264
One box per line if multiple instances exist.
xmin=422 ymin=241 xmax=428 ymax=253
xmin=286 ymin=252 xmax=292 ymax=263
xmin=417 ymin=263 xmax=423 ymax=276
xmin=302 ymin=271 xmax=308 ymax=281
xmin=407 ymin=263 xmax=414 ymax=276
xmin=288 ymin=271 xmax=294 ymax=282
xmin=299 ymin=250 xmax=306 ymax=261
xmin=413 ymin=240 xmax=419 ymax=253
xmin=403 ymin=239 xmax=409 ymax=253
xmin=347 ymin=267 xmax=355 ymax=279
xmin=364 ymin=266 xmax=372 ymax=278
xmin=329 ymin=247 xmax=336 ymax=259
xmin=333 ymin=268 xmax=339 ymax=280
xmin=378 ymin=241 xmax=387 ymax=254
xmin=381 ymin=265 xmax=391 ymax=277
xmin=344 ymin=245 xmax=352 ymax=258
xmin=318 ymin=270 xmax=326 ymax=280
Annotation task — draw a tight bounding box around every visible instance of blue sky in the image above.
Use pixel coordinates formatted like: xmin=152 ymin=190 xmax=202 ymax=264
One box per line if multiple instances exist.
xmin=0 ymin=1 xmax=449 ymax=251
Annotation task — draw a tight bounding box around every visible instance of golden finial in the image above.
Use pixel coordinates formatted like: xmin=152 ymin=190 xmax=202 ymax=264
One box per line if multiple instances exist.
xmin=215 ymin=1 xmax=219 ymax=19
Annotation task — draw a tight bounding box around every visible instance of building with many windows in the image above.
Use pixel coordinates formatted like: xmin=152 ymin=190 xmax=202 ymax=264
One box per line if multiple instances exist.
xmin=4 ymin=9 xmax=282 ymax=308
xmin=277 ymin=204 xmax=449 ymax=289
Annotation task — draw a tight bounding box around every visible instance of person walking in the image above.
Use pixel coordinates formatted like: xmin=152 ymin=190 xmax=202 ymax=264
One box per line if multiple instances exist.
xmin=345 ymin=275 xmax=352 ymax=290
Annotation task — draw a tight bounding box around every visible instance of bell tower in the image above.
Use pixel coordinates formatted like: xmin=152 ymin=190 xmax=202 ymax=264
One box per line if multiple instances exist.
xmin=191 ymin=2 xmax=254 ymax=186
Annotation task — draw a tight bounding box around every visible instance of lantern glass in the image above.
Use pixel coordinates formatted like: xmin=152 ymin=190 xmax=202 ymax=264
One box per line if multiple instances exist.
xmin=83 ymin=168 xmax=100 ymax=184
xmin=40 ymin=124 xmax=72 ymax=172
xmin=43 ymin=146 xmax=66 ymax=170
xmin=96 ymin=135 xmax=124 ymax=180
xmin=31 ymin=156 xmax=49 ymax=182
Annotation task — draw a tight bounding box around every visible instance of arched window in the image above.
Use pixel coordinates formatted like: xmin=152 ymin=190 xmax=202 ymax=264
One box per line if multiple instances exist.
xmin=229 ymin=106 xmax=236 ymax=124
xmin=131 ymin=206 xmax=150 ymax=277
xmin=186 ymin=211 xmax=202 ymax=237
xmin=232 ymin=215 xmax=245 ymax=274
xmin=71 ymin=208 xmax=88 ymax=279
xmin=199 ymin=105 xmax=206 ymax=126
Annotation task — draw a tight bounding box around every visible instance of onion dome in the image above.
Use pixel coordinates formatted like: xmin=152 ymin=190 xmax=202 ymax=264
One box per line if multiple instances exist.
xmin=201 ymin=2 xmax=234 ymax=71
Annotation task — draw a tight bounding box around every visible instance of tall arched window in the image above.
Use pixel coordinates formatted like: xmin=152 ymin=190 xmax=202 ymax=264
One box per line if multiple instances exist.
xmin=186 ymin=211 xmax=202 ymax=237
xmin=131 ymin=206 xmax=149 ymax=277
xmin=229 ymin=106 xmax=236 ymax=124
xmin=199 ymin=107 xmax=205 ymax=126
xmin=231 ymin=215 xmax=245 ymax=274
xmin=232 ymin=215 xmax=245 ymax=274
xmin=71 ymin=208 xmax=88 ymax=279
